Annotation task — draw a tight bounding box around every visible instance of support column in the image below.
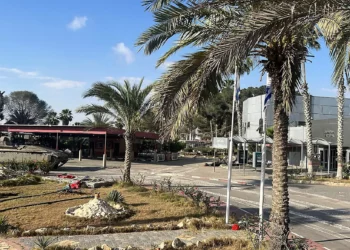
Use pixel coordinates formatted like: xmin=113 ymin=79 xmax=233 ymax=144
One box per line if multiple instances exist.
xmin=56 ymin=133 xmax=59 ymax=150
xmin=103 ymin=133 xmax=107 ymax=168
xmin=300 ymin=144 xmax=304 ymax=168
xmin=328 ymin=144 xmax=331 ymax=174
xmin=79 ymin=149 xmax=82 ymax=161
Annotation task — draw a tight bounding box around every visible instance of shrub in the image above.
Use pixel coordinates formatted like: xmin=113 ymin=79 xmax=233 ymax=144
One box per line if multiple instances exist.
xmin=343 ymin=164 xmax=350 ymax=179
xmin=168 ymin=140 xmax=186 ymax=152
xmin=177 ymin=185 xmax=221 ymax=214
xmin=34 ymin=236 xmax=58 ymax=250
xmin=183 ymin=147 xmax=193 ymax=153
xmin=26 ymin=159 xmax=38 ymax=173
xmin=106 ymin=190 xmax=124 ymax=204
xmin=0 ymin=174 xmax=41 ymax=187
xmin=0 ymin=216 xmax=10 ymax=234
xmin=38 ymin=161 xmax=52 ymax=175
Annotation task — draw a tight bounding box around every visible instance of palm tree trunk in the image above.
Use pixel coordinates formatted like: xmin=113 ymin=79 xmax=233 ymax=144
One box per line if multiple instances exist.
xmin=336 ymin=81 xmax=345 ymax=179
xmin=269 ymin=71 xmax=290 ymax=249
xmin=300 ymin=62 xmax=313 ymax=174
xmin=237 ymin=101 xmax=242 ymax=136
xmin=123 ymin=132 xmax=133 ymax=183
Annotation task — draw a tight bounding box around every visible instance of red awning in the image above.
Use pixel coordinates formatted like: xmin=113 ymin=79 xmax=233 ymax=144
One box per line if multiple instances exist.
xmin=0 ymin=125 xmax=159 ymax=139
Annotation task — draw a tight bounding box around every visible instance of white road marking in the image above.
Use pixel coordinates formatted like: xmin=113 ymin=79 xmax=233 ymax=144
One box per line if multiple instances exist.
xmin=291 ymin=232 xmax=304 ymax=238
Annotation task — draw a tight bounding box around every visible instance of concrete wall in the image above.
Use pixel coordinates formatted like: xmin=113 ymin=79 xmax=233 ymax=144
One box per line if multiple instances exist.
xmin=0 ymin=152 xmax=49 ymax=162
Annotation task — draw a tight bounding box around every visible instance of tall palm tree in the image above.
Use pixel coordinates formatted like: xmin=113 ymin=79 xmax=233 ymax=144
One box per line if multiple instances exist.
xmin=59 ymin=109 xmax=73 ymax=125
xmin=81 ymin=113 xmax=113 ymax=128
xmin=300 ymin=32 xmax=321 ymax=174
xmin=318 ymin=13 xmax=350 ymax=179
xmin=0 ymin=91 xmax=5 ymax=121
xmin=77 ymin=78 xmax=152 ymax=183
xmin=44 ymin=111 xmax=59 ymax=125
xmin=300 ymin=64 xmax=314 ymax=174
xmin=137 ymin=1 xmax=349 ymax=247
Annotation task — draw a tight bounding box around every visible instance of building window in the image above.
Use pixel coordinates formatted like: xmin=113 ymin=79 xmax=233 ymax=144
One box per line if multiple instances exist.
xmin=247 ymin=122 xmax=250 ymax=128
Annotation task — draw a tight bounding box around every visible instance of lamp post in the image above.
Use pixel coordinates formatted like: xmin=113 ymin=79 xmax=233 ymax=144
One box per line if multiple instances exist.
xmin=225 ymin=65 xmax=239 ymax=224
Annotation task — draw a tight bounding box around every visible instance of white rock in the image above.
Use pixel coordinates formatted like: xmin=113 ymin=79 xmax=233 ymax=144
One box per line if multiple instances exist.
xmin=65 ymin=198 xmax=129 ymax=219
xmin=159 ymin=242 xmax=167 ymax=249
xmin=35 ymin=228 xmax=48 ymax=234
xmin=177 ymin=221 xmax=184 ymax=228
xmin=22 ymin=230 xmax=31 ymax=236
xmin=101 ymin=244 xmax=112 ymax=250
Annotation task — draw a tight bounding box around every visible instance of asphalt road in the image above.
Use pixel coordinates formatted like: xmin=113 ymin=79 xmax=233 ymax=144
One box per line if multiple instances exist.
xmin=54 ymin=158 xmax=350 ymax=250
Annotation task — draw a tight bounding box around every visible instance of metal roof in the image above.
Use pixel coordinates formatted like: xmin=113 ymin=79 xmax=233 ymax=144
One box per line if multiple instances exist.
xmin=0 ymin=125 xmax=159 ymax=139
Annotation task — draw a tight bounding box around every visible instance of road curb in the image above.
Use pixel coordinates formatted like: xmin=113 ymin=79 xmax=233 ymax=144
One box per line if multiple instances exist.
xmin=287 ymin=178 xmax=350 ymax=187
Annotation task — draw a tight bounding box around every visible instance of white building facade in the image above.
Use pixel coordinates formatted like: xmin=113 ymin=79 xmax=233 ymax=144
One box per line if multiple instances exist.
xmin=242 ymin=94 xmax=350 ymax=139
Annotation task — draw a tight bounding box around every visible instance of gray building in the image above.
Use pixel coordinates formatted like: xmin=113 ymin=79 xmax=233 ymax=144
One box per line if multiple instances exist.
xmin=242 ymin=94 xmax=350 ymax=170
xmin=243 ymin=94 xmax=350 ymax=139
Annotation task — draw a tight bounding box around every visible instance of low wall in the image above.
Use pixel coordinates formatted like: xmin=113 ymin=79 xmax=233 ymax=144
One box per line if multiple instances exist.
xmin=0 ymin=152 xmax=50 ymax=162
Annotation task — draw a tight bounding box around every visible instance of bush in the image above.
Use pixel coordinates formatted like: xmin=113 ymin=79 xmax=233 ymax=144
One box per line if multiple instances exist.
xmin=0 ymin=216 xmax=10 ymax=234
xmin=26 ymin=159 xmax=38 ymax=173
xmin=343 ymin=164 xmax=350 ymax=179
xmin=0 ymin=174 xmax=41 ymax=187
xmin=193 ymin=146 xmax=214 ymax=155
xmin=168 ymin=140 xmax=186 ymax=152
xmin=183 ymin=147 xmax=193 ymax=153
xmin=1 ymin=159 xmax=51 ymax=177
xmin=38 ymin=161 xmax=52 ymax=175
xmin=106 ymin=190 xmax=124 ymax=204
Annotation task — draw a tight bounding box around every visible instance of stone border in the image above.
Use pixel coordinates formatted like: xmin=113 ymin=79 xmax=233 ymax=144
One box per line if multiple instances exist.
xmin=288 ymin=178 xmax=350 ymax=187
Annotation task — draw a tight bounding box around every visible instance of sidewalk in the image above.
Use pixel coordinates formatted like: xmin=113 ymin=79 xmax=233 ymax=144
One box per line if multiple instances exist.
xmin=4 ymin=229 xmax=240 ymax=250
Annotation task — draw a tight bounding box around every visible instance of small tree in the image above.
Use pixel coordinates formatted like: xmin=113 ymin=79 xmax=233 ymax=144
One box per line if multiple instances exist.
xmin=44 ymin=111 xmax=59 ymax=125
xmin=58 ymin=109 xmax=73 ymax=125
xmin=5 ymin=91 xmax=51 ymax=124
xmin=77 ymin=78 xmax=152 ymax=183
xmin=0 ymin=91 xmax=4 ymax=121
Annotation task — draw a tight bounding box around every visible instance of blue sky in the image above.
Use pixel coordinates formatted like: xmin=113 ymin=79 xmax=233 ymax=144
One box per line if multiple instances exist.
xmin=0 ymin=0 xmax=343 ymax=123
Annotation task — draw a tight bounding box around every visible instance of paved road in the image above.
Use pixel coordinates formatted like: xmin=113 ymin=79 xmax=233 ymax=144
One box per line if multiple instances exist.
xmin=53 ymin=158 xmax=350 ymax=250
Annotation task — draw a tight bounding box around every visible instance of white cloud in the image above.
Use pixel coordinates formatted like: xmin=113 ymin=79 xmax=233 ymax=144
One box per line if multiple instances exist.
xmin=0 ymin=66 xmax=84 ymax=89
xmin=0 ymin=67 xmax=38 ymax=77
xmin=159 ymin=61 xmax=174 ymax=70
xmin=42 ymin=80 xmax=85 ymax=89
xmin=118 ymin=76 xmax=152 ymax=86
xmin=112 ymin=43 xmax=135 ymax=64
xmin=67 ymin=16 xmax=88 ymax=31
xmin=105 ymin=76 xmax=115 ymax=81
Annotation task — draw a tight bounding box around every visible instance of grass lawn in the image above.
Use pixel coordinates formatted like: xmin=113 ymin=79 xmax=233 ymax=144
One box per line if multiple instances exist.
xmin=0 ymin=181 xmax=205 ymax=232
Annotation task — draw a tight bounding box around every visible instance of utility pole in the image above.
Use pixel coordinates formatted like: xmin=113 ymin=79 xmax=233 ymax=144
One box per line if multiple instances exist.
xmin=214 ymin=124 xmax=218 ymax=172
xmin=225 ymin=64 xmax=239 ymax=224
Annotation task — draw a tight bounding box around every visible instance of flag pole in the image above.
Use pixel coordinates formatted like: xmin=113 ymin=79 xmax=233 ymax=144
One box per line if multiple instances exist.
xmin=259 ymin=74 xmax=271 ymax=241
xmin=225 ymin=64 xmax=239 ymax=224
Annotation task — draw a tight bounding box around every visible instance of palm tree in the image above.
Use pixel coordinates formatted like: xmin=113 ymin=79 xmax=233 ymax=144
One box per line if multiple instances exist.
xmin=0 ymin=91 xmax=5 ymax=121
xmin=77 ymin=78 xmax=152 ymax=183
xmin=137 ymin=1 xmax=349 ymax=247
xmin=318 ymin=14 xmax=350 ymax=179
xmin=59 ymin=109 xmax=73 ymax=125
xmin=300 ymin=65 xmax=314 ymax=174
xmin=81 ymin=113 xmax=113 ymax=128
xmin=300 ymin=32 xmax=321 ymax=174
xmin=44 ymin=111 xmax=59 ymax=125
